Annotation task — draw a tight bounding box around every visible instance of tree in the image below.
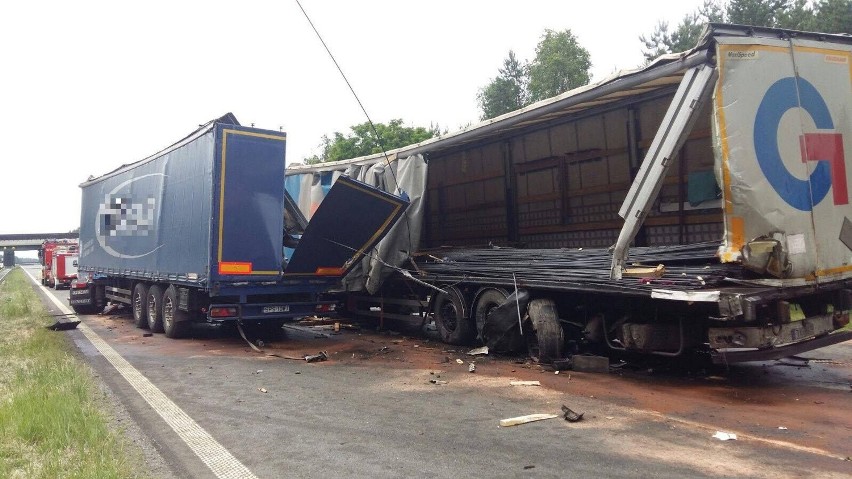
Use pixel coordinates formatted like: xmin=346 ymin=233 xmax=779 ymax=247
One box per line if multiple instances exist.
xmin=640 ymin=1 xmax=723 ymax=63
xmin=527 ymin=29 xmax=592 ymax=103
xmin=811 ymin=0 xmax=852 ymax=33
xmin=641 ymin=0 xmax=852 ymax=63
xmin=726 ymin=0 xmax=790 ymax=26
xmin=477 ymin=51 xmax=527 ymax=120
xmin=477 ymin=30 xmax=592 ymax=120
xmin=305 ymin=119 xmax=439 ymax=163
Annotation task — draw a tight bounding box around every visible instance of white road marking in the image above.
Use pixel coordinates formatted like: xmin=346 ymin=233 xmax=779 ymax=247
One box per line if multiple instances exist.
xmin=22 ymin=268 xmax=259 ymax=479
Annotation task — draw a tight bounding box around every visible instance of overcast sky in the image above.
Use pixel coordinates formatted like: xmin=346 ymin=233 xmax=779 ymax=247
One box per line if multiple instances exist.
xmin=1 ymin=0 xmax=705 ymax=240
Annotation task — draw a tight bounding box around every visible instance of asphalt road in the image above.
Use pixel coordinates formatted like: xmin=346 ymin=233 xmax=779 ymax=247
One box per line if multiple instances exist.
xmin=22 ymin=265 xmax=852 ymax=478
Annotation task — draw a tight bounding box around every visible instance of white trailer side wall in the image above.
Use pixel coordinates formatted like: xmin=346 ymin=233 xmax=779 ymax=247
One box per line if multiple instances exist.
xmin=714 ymin=37 xmax=852 ymax=281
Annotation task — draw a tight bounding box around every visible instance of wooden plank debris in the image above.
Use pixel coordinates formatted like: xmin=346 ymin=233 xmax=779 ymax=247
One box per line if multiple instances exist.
xmin=499 ymin=414 xmax=559 ymax=427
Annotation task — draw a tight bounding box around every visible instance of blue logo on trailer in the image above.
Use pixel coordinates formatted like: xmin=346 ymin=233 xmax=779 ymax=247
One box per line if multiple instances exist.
xmin=753 ymin=77 xmax=847 ymax=211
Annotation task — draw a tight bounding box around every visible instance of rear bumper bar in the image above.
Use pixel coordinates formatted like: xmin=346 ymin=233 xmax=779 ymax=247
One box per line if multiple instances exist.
xmin=710 ymin=330 xmax=852 ymax=364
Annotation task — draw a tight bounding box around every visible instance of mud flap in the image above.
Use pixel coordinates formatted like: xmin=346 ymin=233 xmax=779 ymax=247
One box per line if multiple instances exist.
xmin=481 ymin=290 xmax=530 ymax=353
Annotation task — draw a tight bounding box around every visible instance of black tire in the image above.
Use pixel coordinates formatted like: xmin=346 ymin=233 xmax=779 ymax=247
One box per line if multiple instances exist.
xmin=147 ymin=284 xmax=165 ymax=333
xmin=526 ymin=298 xmax=565 ymax=363
xmin=473 ymin=288 xmax=509 ymax=340
xmin=132 ymin=283 xmax=150 ymax=329
xmin=162 ymin=285 xmax=190 ymax=339
xmin=433 ymin=286 xmax=474 ymax=345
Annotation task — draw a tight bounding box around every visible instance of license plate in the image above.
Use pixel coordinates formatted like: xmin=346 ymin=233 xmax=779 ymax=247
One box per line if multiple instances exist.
xmin=262 ymin=305 xmax=290 ymax=314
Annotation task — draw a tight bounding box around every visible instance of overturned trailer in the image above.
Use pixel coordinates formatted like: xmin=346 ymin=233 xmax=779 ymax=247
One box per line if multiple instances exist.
xmin=286 ymin=23 xmax=852 ymax=363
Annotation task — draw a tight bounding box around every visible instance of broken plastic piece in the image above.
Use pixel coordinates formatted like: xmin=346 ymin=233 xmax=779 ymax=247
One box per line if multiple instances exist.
xmin=510 ymin=380 xmax=541 ymax=386
xmin=467 ymin=346 xmax=489 ymax=356
xmin=712 ymin=431 xmax=737 ymax=441
xmin=45 ymin=320 xmax=81 ymax=331
xmin=305 ymin=351 xmax=329 ymax=363
xmin=561 ymin=405 xmax=584 ymax=422
xmin=468 ymin=363 xmax=476 ymax=373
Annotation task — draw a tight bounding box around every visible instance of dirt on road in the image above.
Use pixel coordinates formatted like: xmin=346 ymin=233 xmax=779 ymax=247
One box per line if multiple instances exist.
xmin=84 ymin=309 xmax=852 ymax=464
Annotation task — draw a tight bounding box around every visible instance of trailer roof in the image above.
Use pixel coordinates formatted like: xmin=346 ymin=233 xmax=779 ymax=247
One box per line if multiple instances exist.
xmin=80 ymin=113 xmax=240 ymax=187
xmin=288 ymin=22 xmax=852 ymax=172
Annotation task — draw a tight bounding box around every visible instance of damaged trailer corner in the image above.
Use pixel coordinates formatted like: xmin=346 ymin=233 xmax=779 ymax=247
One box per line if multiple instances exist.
xmin=285 ymin=23 xmax=852 ymax=364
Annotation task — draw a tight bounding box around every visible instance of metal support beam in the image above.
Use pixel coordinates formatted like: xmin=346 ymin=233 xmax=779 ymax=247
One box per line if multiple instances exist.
xmin=611 ymin=63 xmax=717 ymax=279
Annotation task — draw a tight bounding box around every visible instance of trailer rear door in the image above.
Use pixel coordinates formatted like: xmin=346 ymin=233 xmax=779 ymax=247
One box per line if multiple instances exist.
xmin=214 ymin=126 xmax=288 ymax=280
xmin=284 ymin=175 xmax=408 ymax=277
xmin=714 ymin=36 xmax=852 ymax=282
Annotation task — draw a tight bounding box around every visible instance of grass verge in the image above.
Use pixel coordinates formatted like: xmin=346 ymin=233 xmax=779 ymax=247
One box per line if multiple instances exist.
xmin=0 ymin=268 xmax=145 ymax=478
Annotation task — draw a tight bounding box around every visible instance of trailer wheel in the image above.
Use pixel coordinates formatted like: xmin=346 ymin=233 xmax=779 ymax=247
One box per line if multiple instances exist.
xmin=433 ymin=286 xmax=474 ymax=345
xmin=147 ymin=284 xmax=165 ymax=333
xmin=526 ymin=298 xmax=564 ymax=363
xmin=473 ymin=288 xmax=509 ymax=340
xmin=162 ymin=285 xmax=190 ymax=339
xmin=132 ymin=283 xmax=150 ymax=329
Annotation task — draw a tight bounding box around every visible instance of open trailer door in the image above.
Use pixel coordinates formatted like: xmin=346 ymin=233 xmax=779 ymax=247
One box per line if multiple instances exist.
xmin=284 ymin=175 xmax=408 ymax=277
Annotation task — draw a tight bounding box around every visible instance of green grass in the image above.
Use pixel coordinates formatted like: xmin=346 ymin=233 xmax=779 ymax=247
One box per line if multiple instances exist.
xmin=0 ymin=268 xmax=146 ymax=478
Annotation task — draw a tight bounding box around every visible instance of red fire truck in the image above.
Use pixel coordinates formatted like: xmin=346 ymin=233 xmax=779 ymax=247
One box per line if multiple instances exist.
xmin=40 ymin=240 xmax=78 ymax=288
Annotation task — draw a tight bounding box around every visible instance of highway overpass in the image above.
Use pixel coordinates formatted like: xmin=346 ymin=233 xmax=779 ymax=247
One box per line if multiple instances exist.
xmin=0 ymin=232 xmax=77 ymax=266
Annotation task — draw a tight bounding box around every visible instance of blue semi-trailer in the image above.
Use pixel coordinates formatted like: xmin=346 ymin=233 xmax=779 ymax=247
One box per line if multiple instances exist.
xmin=69 ymin=114 xmax=408 ymax=338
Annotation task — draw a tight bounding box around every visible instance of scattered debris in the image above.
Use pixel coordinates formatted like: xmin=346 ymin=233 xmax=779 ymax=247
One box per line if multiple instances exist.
xmin=523 ymin=465 xmax=535 ymax=470
xmin=605 ymin=416 xmax=614 ymax=420
xmin=499 ymin=413 xmax=559 ymax=427
xmin=777 ymin=426 xmax=788 ymax=430
xmin=282 ymin=351 xmax=328 ymax=362
xmin=468 ymin=363 xmax=476 ymax=373
xmin=455 ymin=358 xmax=464 ymax=364
xmin=258 ymin=387 xmax=268 ymax=393
xmin=305 ymin=351 xmax=329 ymax=363
xmin=467 ymin=346 xmax=489 ymax=356
xmin=623 ymin=264 xmax=665 ymax=278
xmin=712 ymin=431 xmax=737 ymax=441
xmin=429 ymin=379 xmax=447 ymax=385
xmin=282 ymin=324 xmax=332 ymax=338
xmin=510 ymin=380 xmax=541 ymax=387
xmin=100 ymin=303 xmax=121 ymax=315
xmin=572 ymin=355 xmax=609 ymax=373
xmin=552 ymin=359 xmax=571 ymax=371
xmin=45 ymin=320 xmax=80 ymax=331
xmin=143 ymin=333 xmax=153 ymax=337
xmin=561 ymin=405 xmax=584 ymax=422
